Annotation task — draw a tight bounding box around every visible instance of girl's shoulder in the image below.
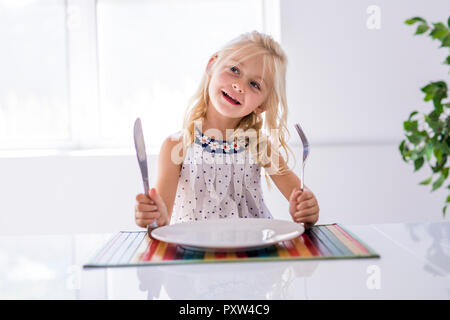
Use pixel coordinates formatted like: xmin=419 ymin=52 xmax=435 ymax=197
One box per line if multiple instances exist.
xmin=167 ymin=130 xmax=183 ymax=141
xmin=159 ymin=131 xmax=185 ymax=166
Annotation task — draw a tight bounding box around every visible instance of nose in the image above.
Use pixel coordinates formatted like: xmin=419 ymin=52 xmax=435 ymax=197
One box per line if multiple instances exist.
xmin=232 ymin=83 xmax=244 ymax=93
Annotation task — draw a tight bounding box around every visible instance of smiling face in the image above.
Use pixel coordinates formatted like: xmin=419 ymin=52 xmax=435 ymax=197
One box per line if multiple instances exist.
xmin=207 ymin=54 xmax=272 ymax=120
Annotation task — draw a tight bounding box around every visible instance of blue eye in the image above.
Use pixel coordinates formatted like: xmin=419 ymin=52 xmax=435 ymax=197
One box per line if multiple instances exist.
xmin=230 ymin=66 xmax=239 ymax=74
xmin=250 ymin=81 xmax=260 ymax=90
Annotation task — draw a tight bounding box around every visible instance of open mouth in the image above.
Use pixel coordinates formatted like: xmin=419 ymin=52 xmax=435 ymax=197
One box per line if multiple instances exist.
xmin=222 ymin=90 xmax=241 ymax=105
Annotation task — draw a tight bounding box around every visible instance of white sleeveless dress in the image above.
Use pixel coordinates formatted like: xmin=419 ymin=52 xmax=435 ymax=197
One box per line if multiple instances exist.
xmin=170 ymin=126 xmax=273 ymax=224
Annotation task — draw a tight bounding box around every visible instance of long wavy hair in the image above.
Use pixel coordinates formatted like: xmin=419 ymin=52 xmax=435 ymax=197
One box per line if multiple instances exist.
xmin=181 ymin=31 xmax=296 ymax=189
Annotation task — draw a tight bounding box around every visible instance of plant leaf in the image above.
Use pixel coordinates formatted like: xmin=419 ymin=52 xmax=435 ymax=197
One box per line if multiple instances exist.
xmin=416 ymin=24 xmax=430 ymax=35
xmin=422 ymin=81 xmax=447 ymax=96
xmin=407 ymin=133 xmax=422 ymax=145
xmin=421 ymin=83 xmax=435 ymax=94
xmin=432 ymin=85 xmax=448 ymax=110
xmin=433 ymin=145 xmax=442 ymax=163
xmin=434 ymin=147 xmax=443 ymax=164
xmin=425 ymin=143 xmax=433 ymax=161
xmin=405 ymin=17 xmax=427 ymax=25
xmin=443 ymin=167 xmax=449 ymax=179
xmin=399 ymin=140 xmax=405 ymax=152
xmin=430 ymin=22 xmax=449 ymax=40
xmin=434 ymin=81 xmax=448 ymax=90
xmin=428 ymin=109 xmax=441 ymax=121
xmin=442 ymin=33 xmax=450 ymax=47
xmin=414 ymin=157 xmax=425 ymax=171
xmin=403 ymin=120 xmax=418 ymax=132
xmin=425 ymin=118 xmax=440 ymax=130
xmin=408 ymin=110 xmax=419 ymax=120
xmin=420 ymin=177 xmax=433 ymax=185
xmin=432 ymin=174 xmax=446 ymax=191
xmin=443 ymin=205 xmax=447 ymax=217
xmin=399 ymin=140 xmax=409 ymax=161
xmin=418 ymin=130 xmax=429 ymax=139
xmin=421 ymin=82 xmax=439 ymax=101
xmin=442 ymin=141 xmax=450 ymax=155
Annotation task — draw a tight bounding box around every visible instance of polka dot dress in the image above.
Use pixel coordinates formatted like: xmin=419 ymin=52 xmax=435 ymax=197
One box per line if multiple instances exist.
xmin=171 ymin=126 xmax=273 ymax=224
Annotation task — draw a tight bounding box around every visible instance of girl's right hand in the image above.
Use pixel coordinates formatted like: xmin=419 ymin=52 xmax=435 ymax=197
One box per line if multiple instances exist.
xmin=135 ymin=188 xmax=169 ymax=228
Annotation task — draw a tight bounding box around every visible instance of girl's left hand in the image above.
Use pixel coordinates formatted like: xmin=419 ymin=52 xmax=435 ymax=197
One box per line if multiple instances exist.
xmin=289 ymin=187 xmax=319 ymax=229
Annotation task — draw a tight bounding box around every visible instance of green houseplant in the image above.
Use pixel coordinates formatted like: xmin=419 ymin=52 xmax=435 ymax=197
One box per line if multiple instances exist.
xmin=399 ymin=16 xmax=450 ymax=216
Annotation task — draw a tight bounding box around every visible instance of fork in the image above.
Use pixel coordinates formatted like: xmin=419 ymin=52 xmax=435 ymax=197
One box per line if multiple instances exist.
xmin=294 ymin=123 xmax=310 ymax=192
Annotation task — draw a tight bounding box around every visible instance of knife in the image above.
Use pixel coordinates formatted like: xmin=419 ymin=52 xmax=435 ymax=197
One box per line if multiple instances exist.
xmin=133 ymin=118 xmax=158 ymax=229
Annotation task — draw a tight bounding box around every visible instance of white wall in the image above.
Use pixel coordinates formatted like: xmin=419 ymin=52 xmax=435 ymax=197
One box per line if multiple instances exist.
xmin=0 ymin=0 xmax=448 ymax=235
xmin=281 ymin=0 xmax=449 ymax=144
xmin=277 ymin=0 xmax=449 ymax=222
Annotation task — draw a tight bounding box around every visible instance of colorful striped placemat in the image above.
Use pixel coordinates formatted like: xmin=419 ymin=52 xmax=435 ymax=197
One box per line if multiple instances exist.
xmin=83 ymin=224 xmax=379 ymax=268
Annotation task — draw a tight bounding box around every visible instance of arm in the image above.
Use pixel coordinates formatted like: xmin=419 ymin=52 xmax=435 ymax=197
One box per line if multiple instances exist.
xmin=267 ymin=154 xmax=301 ymax=201
xmin=261 ymin=143 xmax=301 ymax=200
xmin=154 ymin=134 xmax=183 ymax=223
xmin=265 ymin=152 xmax=319 ymax=228
xmin=135 ymin=134 xmax=183 ymax=227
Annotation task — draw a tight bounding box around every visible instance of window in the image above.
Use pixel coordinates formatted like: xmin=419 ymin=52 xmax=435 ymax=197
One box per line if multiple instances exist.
xmin=0 ymin=0 xmax=69 ymax=149
xmin=0 ymin=0 xmax=280 ymax=151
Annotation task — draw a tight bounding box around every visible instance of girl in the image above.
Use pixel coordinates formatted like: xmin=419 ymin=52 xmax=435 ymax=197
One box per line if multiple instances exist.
xmin=135 ymin=31 xmax=319 ymax=229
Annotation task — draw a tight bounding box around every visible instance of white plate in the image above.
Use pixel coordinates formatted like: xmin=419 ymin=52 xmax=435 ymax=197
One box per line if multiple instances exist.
xmin=150 ymin=218 xmax=305 ymax=252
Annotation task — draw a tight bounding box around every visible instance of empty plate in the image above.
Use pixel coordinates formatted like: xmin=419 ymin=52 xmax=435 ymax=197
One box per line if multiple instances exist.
xmin=150 ymin=218 xmax=305 ymax=252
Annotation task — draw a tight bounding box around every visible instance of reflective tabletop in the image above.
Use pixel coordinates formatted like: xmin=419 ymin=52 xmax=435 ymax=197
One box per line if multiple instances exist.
xmin=1 ymin=222 xmax=448 ymax=299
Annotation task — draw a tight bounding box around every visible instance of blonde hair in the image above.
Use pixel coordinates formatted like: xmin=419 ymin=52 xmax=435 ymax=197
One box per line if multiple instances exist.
xmin=181 ymin=31 xmax=296 ymax=189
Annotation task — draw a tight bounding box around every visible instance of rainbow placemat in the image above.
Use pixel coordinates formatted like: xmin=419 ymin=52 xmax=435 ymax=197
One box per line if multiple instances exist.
xmin=83 ymin=224 xmax=379 ymax=268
